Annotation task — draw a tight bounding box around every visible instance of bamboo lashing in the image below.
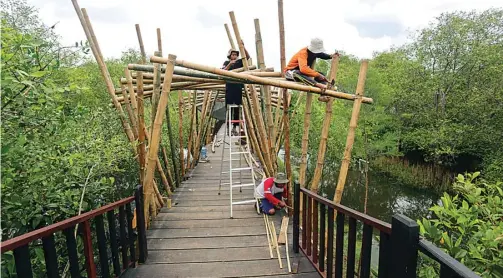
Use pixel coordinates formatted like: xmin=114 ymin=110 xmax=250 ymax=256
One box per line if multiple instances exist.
xmin=334 ymin=60 xmax=369 ymax=204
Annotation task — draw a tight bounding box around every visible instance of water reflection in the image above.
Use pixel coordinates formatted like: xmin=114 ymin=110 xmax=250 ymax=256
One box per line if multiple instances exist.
xmin=319 ymin=165 xmax=439 ymax=223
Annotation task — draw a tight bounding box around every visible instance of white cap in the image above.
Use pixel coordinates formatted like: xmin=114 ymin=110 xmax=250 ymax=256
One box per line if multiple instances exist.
xmin=307 ymin=37 xmax=326 ymax=53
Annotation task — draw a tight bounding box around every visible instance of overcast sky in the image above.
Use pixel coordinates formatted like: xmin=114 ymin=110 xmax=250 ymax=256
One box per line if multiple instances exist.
xmin=29 ymin=0 xmax=501 ymax=70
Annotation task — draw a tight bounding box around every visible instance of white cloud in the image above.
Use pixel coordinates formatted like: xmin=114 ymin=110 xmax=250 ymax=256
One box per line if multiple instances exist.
xmin=29 ymin=0 xmax=502 ymax=71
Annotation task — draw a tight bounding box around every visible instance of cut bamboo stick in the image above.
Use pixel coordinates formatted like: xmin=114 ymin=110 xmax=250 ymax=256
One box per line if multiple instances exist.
xmin=310 ymin=56 xmax=340 ymax=192
xmin=270 ymin=219 xmax=283 ymax=269
xmin=284 ymin=222 xmax=292 ymax=273
xmin=263 ymin=214 xmax=274 ymax=259
xmin=334 ymin=60 xmax=368 ymax=204
xmin=278 ymin=216 xmax=289 ymax=244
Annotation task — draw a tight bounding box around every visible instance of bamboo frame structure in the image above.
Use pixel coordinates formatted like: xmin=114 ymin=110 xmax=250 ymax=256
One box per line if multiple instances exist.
xmin=73 ymin=0 xmax=372 ymax=234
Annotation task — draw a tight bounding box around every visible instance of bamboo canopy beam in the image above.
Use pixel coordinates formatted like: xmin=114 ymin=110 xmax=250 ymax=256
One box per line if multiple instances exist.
xmin=149 ymin=57 xmax=374 ymax=104
xmin=128 ymin=64 xmax=263 ymax=74
xmin=333 ymin=60 xmax=368 ymax=204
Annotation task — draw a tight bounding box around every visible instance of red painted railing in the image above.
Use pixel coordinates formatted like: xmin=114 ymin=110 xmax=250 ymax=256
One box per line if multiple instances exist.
xmin=1 ymin=185 xmax=147 ymax=278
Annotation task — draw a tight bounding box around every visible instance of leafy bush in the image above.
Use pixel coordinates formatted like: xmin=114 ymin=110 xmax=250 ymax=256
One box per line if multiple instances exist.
xmin=418 ymin=172 xmax=503 ymax=277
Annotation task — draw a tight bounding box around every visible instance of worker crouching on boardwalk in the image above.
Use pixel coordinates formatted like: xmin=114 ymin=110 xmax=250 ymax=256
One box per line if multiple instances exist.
xmin=221 ymin=45 xmax=250 ymax=136
xmin=255 ymin=173 xmax=289 ymax=215
xmin=284 ymin=38 xmax=339 ymax=100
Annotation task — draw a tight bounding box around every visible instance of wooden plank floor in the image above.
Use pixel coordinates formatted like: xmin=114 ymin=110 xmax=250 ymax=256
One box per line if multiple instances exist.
xmin=124 ymin=128 xmax=319 ymax=278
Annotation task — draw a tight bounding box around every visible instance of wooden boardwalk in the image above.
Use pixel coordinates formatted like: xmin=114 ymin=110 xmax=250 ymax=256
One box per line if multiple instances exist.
xmin=124 ymin=129 xmax=319 ymax=277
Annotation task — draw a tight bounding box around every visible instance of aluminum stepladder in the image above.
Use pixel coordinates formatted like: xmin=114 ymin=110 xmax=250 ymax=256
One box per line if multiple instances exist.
xmin=218 ymin=104 xmax=260 ymax=218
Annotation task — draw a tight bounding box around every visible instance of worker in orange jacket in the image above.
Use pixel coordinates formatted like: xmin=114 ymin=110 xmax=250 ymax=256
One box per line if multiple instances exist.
xmin=284 ymin=38 xmax=339 ymax=92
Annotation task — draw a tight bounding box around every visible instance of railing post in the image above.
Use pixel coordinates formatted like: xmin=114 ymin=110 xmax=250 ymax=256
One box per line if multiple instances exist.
xmin=293 ymin=181 xmax=300 ymax=253
xmin=390 ymin=214 xmax=419 ymax=278
xmin=135 ymin=185 xmax=148 ymax=263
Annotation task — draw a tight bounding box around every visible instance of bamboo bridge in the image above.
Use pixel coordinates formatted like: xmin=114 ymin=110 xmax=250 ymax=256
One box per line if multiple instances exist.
xmin=0 ymin=0 xmax=481 ymax=277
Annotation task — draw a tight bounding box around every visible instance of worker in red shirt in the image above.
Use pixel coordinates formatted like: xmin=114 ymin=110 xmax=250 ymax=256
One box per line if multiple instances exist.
xmin=284 ymin=38 xmax=339 ymax=92
xmin=255 ymin=172 xmax=289 ymax=215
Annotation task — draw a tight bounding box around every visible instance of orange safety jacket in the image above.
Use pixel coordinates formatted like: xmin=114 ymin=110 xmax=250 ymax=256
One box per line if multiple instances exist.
xmin=284 ymin=47 xmax=331 ymax=77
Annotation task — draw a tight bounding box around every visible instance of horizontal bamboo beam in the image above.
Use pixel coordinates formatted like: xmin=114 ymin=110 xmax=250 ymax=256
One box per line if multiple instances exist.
xmin=149 ymin=57 xmax=373 ymax=104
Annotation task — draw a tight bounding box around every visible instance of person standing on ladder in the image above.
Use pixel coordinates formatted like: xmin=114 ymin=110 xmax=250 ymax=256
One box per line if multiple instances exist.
xmin=221 ymin=44 xmax=250 ymax=136
xmin=255 ymin=173 xmax=289 ymax=215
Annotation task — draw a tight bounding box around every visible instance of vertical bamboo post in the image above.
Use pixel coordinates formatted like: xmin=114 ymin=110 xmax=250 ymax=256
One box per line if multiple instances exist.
xmin=254 ymin=18 xmax=275 ymax=172
xmin=224 ymin=23 xmax=236 ymax=49
xmin=186 ymin=91 xmax=197 ymax=171
xmin=135 ymin=24 xmax=146 ymax=64
xmin=125 ymin=68 xmax=139 ymax=120
xmin=136 ymin=73 xmax=149 ymax=222
xmin=161 ymin=146 xmax=175 ymax=191
xmin=143 ymin=54 xmax=176 ymax=215
xmin=156 ymin=28 xmax=162 ymax=55
xmin=193 ymin=91 xmax=209 ymax=164
xmin=178 ymin=90 xmax=185 ymax=177
xmin=254 ymin=19 xmax=267 ymax=124
xmin=278 ymin=0 xmax=291 ymax=208
xmin=152 ymin=51 xmax=162 ymax=129
xmin=229 ymin=11 xmax=273 ymax=175
xmin=334 ymin=60 xmax=368 ymax=204
xmin=73 ymin=5 xmax=135 ymax=148
xmin=310 ymin=56 xmax=340 ymax=192
xmin=165 ymin=99 xmax=180 ymax=188
xmin=299 ymin=94 xmax=313 ymax=187
xmin=120 ymin=84 xmax=139 ymax=139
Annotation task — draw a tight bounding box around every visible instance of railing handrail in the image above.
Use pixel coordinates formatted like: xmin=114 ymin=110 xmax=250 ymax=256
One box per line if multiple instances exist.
xmin=300 ymin=187 xmax=392 ymax=234
xmin=0 ymin=196 xmax=135 ymax=252
xmin=419 ymin=239 xmax=480 ymax=278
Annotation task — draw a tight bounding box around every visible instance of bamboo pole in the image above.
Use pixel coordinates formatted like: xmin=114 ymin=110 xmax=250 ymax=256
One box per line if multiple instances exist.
xmin=254 ymin=18 xmax=276 ymax=173
xmin=143 ymin=54 xmax=176 ymax=214
xmin=161 ymin=146 xmax=175 ymax=191
xmin=243 ymin=97 xmax=270 ymax=177
xmin=150 ymin=57 xmax=374 ymax=104
xmin=299 ymin=94 xmax=313 ymax=187
xmin=229 ymin=11 xmax=274 ymax=175
xmin=120 ymin=84 xmax=139 ymax=139
xmin=193 ymin=91 xmax=209 ymax=164
xmin=125 ymin=68 xmax=139 ymax=121
xmin=278 ymin=0 xmax=292 ymax=209
xmin=135 ymin=24 xmax=146 ymax=64
xmin=165 ymin=103 xmax=180 ymax=188
xmin=186 ymin=91 xmax=196 ymax=171
xmin=136 ymin=73 xmax=149 ymax=222
xmin=310 ymin=56 xmax=340 ymax=192
xmin=156 ymin=28 xmax=162 ymax=55
xmin=152 ymin=51 xmax=162 ymax=130
xmin=128 ymin=63 xmax=262 ymax=76
xmin=254 ymin=19 xmax=267 ymax=124
xmin=73 ymin=5 xmax=136 ymax=148
xmin=334 ymin=60 xmax=368 ymax=204
xmin=224 ymin=23 xmax=236 ymax=49
xmin=178 ymin=89 xmax=185 ymax=177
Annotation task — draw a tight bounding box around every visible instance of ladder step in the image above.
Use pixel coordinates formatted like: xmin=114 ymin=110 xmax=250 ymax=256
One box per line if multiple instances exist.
xmin=223 ymin=159 xmax=241 ymax=161
xmin=231 ymin=183 xmax=255 ymax=188
xmin=221 ymin=167 xmax=252 ymax=173
xmin=232 ymin=200 xmax=257 ymax=205
xmin=230 ymin=152 xmax=248 ymax=155
xmin=230 ymin=136 xmax=247 ymax=139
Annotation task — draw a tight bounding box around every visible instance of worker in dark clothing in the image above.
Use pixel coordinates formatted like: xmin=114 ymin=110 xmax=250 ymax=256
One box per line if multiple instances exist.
xmin=221 ymin=46 xmax=250 ymax=135
xmin=284 ymin=38 xmax=339 ymax=94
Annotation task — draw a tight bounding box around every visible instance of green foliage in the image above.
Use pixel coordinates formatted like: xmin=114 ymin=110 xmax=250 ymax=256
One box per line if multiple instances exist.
xmin=417 ymin=173 xmax=503 ymax=277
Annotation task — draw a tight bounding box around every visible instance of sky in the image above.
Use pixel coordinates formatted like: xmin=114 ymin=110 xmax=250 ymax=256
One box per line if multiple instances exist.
xmin=29 ymin=0 xmax=501 ymax=71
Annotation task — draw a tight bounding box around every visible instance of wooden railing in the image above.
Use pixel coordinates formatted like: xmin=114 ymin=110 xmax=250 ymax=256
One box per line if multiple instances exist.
xmin=292 ymin=182 xmax=481 ymax=278
xmin=1 ymin=185 xmax=147 ymax=278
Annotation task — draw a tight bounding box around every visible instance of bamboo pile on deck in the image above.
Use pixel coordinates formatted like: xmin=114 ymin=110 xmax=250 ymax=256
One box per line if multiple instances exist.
xmin=72 ymin=0 xmax=372 ymax=239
